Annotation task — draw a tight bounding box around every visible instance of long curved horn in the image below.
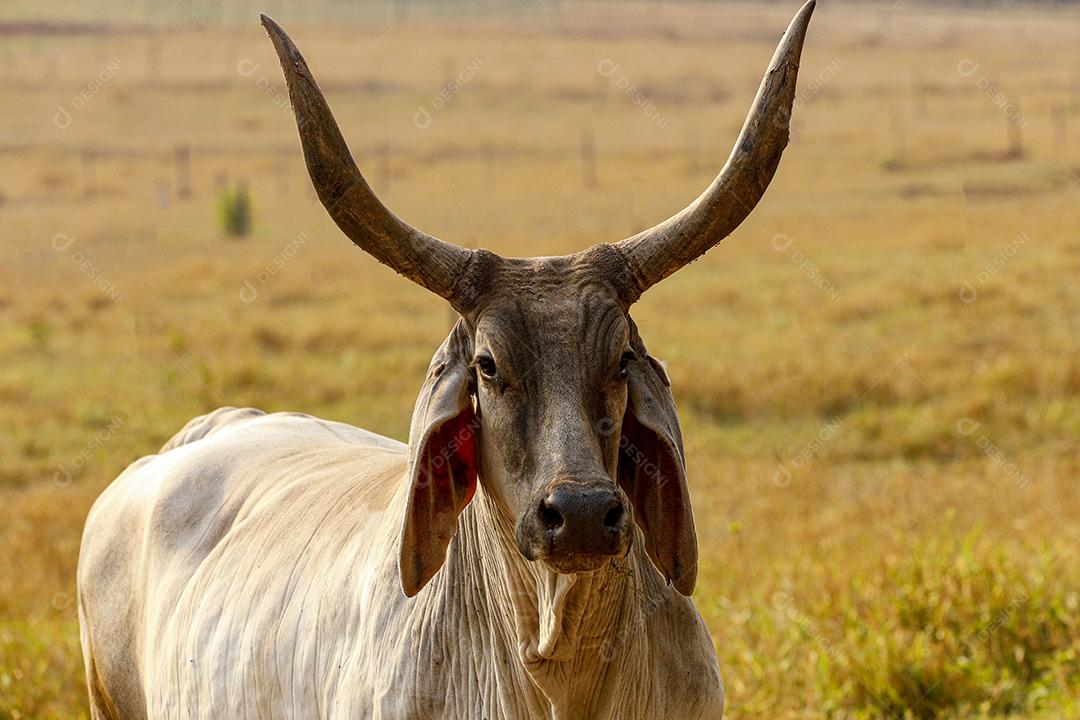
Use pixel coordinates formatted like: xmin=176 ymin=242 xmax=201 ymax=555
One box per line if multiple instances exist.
xmin=261 ymin=14 xmax=474 ymax=306
xmin=615 ymin=0 xmax=815 ymax=295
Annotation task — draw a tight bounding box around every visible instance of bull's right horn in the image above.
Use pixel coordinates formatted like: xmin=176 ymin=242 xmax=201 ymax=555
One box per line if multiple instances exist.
xmin=261 ymin=15 xmax=476 ymax=308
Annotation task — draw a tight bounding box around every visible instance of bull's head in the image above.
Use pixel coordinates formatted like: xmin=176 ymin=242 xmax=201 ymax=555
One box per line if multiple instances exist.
xmin=262 ymin=1 xmax=814 ymax=598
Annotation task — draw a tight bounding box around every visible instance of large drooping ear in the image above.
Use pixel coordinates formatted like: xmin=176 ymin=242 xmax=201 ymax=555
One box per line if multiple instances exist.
xmin=617 ymin=320 xmax=698 ymax=595
xmin=399 ymin=319 xmax=478 ymax=597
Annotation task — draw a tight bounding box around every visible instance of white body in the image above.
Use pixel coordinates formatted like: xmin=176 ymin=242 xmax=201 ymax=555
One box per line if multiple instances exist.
xmin=79 ymin=408 xmax=722 ymax=719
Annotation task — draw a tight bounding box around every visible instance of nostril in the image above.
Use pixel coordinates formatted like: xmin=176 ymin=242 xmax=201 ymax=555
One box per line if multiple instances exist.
xmin=603 ymin=503 xmax=624 ymax=531
xmin=539 ymin=499 xmax=564 ymax=530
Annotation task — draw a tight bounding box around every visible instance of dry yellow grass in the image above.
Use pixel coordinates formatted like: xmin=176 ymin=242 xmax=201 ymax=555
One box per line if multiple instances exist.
xmin=1 ymin=1 xmax=1079 ymax=717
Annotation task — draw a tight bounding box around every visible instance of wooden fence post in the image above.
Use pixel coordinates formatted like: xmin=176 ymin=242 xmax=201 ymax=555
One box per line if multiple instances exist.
xmin=684 ymin=129 xmax=701 ymax=177
xmin=912 ymin=71 xmax=927 ymax=116
xmin=375 ymin=142 xmax=392 ymax=193
xmin=275 ymin=152 xmax=289 ymax=196
xmin=82 ymin=147 xmax=96 ymax=198
xmin=1006 ymin=104 xmax=1024 ymax=159
xmin=485 ymin=143 xmax=497 ymax=191
xmin=145 ymin=37 xmax=160 ymax=81
xmin=580 ymin=128 xmax=597 ymax=189
xmin=175 ymin=143 xmax=192 ymax=199
xmin=1053 ymin=104 xmax=1067 ymax=151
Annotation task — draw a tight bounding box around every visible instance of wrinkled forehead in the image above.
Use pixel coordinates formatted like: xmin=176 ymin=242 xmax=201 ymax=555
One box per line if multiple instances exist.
xmin=472 ymin=258 xmax=630 ymax=369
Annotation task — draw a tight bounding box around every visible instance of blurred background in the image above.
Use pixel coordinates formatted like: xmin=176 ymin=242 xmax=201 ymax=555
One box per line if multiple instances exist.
xmin=1 ymin=0 xmax=1079 ymax=717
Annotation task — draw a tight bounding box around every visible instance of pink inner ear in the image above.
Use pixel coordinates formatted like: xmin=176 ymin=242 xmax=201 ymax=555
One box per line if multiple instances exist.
xmin=417 ymin=410 xmax=478 ymax=513
xmin=401 ymin=408 xmax=479 ymax=596
xmin=617 ymin=411 xmax=697 ymax=595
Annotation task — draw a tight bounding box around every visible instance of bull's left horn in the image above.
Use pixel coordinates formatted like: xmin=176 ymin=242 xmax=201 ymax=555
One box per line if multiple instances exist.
xmin=614 ymin=0 xmax=816 ymax=295
xmin=261 ymin=15 xmax=475 ymax=308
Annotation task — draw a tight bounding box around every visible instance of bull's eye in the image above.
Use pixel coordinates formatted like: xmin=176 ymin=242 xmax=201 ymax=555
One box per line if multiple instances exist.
xmin=617 ymin=350 xmax=636 ymax=379
xmin=475 ymin=354 xmax=498 ymax=381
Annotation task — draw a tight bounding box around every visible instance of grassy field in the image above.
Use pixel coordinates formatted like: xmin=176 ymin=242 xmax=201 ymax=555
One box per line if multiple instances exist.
xmin=2 ymin=0 xmax=1080 ymax=717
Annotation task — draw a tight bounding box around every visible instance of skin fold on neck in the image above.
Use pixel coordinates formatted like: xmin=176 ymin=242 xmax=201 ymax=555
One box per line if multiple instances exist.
xmin=433 ymin=483 xmax=650 ymax=718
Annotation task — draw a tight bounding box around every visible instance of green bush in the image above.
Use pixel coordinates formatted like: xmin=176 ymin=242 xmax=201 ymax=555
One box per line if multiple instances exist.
xmin=827 ymin=531 xmax=1080 ymax=718
xmin=0 ymin=619 xmax=86 ymax=720
xmin=215 ymin=185 xmax=252 ymax=238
